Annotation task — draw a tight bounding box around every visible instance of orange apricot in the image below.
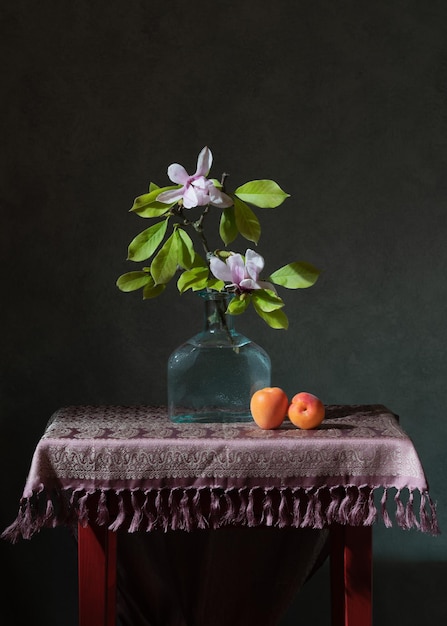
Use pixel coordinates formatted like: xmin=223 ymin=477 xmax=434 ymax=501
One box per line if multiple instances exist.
xmin=250 ymin=387 xmax=289 ymax=429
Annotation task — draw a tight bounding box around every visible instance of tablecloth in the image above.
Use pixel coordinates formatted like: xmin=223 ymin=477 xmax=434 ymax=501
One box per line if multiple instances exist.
xmin=2 ymin=403 xmax=439 ymax=541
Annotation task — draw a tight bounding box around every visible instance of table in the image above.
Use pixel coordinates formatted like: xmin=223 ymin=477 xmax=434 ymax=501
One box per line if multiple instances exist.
xmin=2 ymin=404 xmax=439 ymax=626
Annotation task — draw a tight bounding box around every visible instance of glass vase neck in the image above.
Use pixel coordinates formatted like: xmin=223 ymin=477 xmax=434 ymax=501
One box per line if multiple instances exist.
xmin=199 ymin=290 xmax=235 ymax=333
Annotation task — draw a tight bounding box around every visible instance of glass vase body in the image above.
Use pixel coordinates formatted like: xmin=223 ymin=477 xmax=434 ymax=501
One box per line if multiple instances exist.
xmin=167 ymin=291 xmax=271 ymax=423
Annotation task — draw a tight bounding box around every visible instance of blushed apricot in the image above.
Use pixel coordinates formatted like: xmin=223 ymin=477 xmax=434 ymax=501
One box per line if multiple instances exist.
xmin=287 ymin=391 xmax=325 ymax=429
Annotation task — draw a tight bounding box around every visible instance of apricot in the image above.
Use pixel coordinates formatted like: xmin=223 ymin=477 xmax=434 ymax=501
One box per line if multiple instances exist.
xmin=250 ymin=387 xmax=289 ymax=429
xmin=287 ymin=391 xmax=325 ymax=429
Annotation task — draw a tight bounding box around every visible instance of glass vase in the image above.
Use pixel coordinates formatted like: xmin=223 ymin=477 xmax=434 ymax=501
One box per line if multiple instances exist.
xmin=167 ymin=290 xmax=271 ymax=423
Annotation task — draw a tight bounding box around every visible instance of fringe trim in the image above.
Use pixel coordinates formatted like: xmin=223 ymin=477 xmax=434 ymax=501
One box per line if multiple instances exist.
xmin=1 ymin=485 xmax=440 ymax=542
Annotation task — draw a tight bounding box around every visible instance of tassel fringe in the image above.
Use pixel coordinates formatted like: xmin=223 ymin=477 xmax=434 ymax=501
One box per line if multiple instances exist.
xmin=1 ymin=484 xmax=440 ymax=542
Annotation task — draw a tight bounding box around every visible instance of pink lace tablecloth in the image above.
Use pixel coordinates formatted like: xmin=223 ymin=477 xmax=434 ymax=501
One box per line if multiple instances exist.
xmin=2 ymin=404 xmax=439 ymax=541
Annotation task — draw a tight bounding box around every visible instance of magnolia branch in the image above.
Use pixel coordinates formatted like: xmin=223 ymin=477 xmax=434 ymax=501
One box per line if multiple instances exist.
xmin=174 ymin=204 xmax=212 ymax=258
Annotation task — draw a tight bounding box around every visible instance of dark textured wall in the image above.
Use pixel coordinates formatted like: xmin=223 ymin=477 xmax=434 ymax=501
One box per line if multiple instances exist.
xmin=1 ymin=1 xmax=446 ymax=624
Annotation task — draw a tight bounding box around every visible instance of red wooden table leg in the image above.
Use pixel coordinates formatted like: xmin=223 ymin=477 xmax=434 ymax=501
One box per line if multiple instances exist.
xmin=78 ymin=522 xmax=117 ymax=626
xmin=330 ymin=525 xmax=372 ymax=626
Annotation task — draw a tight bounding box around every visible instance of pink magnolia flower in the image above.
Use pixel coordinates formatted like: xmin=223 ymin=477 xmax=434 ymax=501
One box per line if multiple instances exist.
xmin=156 ymin=146 xmax=233 ymax=209
xmin=209 ymin=249 xmax=276 ymax=293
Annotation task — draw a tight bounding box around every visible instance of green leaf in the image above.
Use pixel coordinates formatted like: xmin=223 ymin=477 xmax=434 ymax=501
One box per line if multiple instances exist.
xmin=175 ymin=228 xmax=195 ymax=269
xmin=233 ymin=196 xmax=261 ymax=244
xmin=269 ymin=261 xmax=320 ymax=289
xmin=143 ymin=281 xmax=166 ymax=299
xmin=190 ymin=253 xmax=208 ymax=269
xmin=177 ymin=266 xmax=209 ymax=293
xmin=116 ymin=271 xmax=151 ymax=292
xmin=150 ymin=232 xmax=180 ymax=284
xmin=234 ymin=180 xmax=290 ymax=208
xmin=149 ymin=182 xmax=160 ymax=192
xmin=219 ymin=206 xmax=238 ymax=245
xmin=127 ymin=219 xmax=169 ymax=262
xmin=251 ymin=289 xmax=285 ymax=312
xmin=206 ymin=278 xmax=225 ymax=291
xmin=252 ymin=303 xmax=289 ymax=329
xmin=227 ymin=294 xmax=251 ymax=315
xmin=130 ymin=185 xmax=180 ymax=217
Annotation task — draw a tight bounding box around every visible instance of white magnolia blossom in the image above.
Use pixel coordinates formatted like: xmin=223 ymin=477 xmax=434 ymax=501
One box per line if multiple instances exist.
xmin=157 ymin=146 xmax=233 ymax=209
xmin=209 ymin=249 xmax=276 ymax=293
